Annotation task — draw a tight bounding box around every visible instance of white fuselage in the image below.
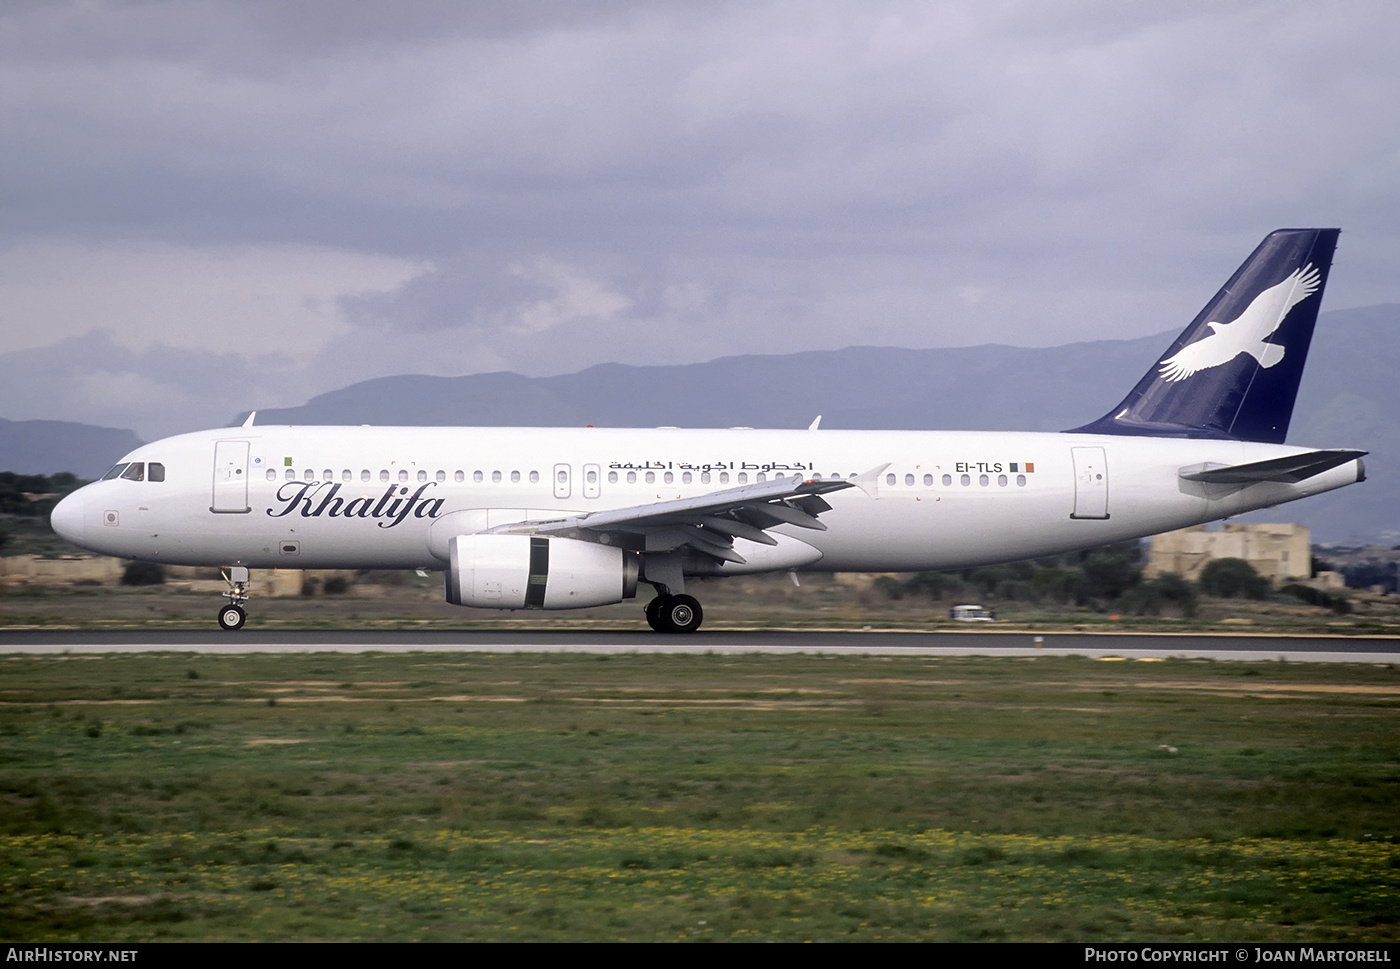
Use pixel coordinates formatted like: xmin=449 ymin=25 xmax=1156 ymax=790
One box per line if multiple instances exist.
xmin=52 ymin=424 xmax=1362 ymax=574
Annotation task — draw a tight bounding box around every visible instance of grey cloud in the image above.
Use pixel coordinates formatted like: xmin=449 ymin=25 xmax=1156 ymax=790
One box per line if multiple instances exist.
xmin=0 ymin=331 xmax=301 ymax=439
xmin=2 ymin=0 xmax=1399 ymax=435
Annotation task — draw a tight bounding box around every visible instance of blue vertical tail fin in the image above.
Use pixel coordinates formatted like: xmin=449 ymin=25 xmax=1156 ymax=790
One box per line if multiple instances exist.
xmin=1071 ymin=228 xmax=1339 ymax=444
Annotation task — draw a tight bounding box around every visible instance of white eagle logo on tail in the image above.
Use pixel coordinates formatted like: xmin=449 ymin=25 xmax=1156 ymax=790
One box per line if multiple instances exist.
xmin=1157 ymin=264 xmax=1322 ymax=382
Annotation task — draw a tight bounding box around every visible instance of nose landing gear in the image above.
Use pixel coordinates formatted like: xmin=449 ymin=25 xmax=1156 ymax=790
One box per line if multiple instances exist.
xmin=218 ymin=567 xmax=249 ymax=630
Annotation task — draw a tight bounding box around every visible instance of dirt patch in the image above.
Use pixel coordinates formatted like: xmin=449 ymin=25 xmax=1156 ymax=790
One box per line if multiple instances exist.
xmin=561 ymin=696 xmax=856 ymax=710
xmin=1134 ymin=681 xmax=1400 ymax=696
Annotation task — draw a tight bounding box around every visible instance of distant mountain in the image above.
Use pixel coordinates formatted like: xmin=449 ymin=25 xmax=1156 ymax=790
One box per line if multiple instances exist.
xmin=6 ymin=305 xmax=1394 ymax=541
xmin=249 ymin=334 xmax=1173 ymax=433
xmin=1281 ymin=304 xmax=1400 ymax=545
xmin=246 ymin=305 xmax=1400 ymax=544
xmin=0 ymin=418 xmax=144 ymax=479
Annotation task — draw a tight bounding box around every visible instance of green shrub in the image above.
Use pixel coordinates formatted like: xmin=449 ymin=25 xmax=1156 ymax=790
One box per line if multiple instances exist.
xmin=1198 ymin=558 xmax=1270 ymax=599
xmin=120 ymin=560 xmax=165 ymax=586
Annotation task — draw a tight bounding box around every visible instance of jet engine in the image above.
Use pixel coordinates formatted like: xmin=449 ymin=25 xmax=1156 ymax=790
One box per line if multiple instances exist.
xmin=445 ymin=534 xmax=639 ymax=610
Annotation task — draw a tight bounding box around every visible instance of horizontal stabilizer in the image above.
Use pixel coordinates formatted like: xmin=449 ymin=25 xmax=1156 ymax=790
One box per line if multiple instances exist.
xmin=1179 ymin=449 xmax=1366 ymax=485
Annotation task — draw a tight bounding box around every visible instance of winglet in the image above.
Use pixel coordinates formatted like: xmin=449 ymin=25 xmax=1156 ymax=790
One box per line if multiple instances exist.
xmin=1070 ymin=229 xmax=1340 ymax=444
xmin=850 ymin=463 xmax=890 ymax=498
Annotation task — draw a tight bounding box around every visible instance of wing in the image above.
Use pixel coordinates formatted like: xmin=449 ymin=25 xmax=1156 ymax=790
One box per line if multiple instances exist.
xmin=1158 ymin=331 xmax=1234 ymax=382
xmin=1277 ymin=263 xmax=1323 ymax=318
xmin=1229 ymin=263 xmax=1323 ymax=341
xmin=482 ymin=467 xmax=885 ymax=565
xmin=1159 ymin=263 xmax=1324 ymax=382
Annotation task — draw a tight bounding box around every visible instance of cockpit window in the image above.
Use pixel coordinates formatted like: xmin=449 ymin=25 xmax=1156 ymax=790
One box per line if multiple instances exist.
xmin=101 ymin=461 xmax=162 ymax=481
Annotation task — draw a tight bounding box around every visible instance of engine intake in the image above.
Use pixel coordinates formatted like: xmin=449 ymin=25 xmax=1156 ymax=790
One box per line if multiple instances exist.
xmin=445 ymin=534 xmax=638 ymax=610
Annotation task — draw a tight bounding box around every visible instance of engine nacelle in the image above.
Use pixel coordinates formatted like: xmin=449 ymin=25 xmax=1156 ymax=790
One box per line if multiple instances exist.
xmin=445 ymin=534 xmax=639 ymax=610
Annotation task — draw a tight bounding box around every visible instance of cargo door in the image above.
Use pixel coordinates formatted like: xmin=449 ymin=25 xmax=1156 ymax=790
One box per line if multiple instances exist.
xmin=1070 ymin=446 xmax=1109 ymax=520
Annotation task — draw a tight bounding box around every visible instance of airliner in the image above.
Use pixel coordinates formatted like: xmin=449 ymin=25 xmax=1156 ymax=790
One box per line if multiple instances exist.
xmin=49 ymin=229 xmax=1366 ymax=633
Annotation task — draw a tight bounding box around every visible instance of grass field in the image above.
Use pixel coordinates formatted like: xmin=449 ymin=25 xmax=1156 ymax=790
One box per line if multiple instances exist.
xmin=1 ymin=650 xmax=1398 ymax=941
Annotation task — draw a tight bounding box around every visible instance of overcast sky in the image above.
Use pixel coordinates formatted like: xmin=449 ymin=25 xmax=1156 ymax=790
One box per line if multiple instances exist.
xmin=2 ymin=0 xmax=1398 ymax=440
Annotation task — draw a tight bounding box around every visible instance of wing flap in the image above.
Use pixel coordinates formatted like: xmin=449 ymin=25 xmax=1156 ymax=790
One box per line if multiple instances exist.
xmin=482 ymin=472 xmax=868 ymax=565
xmin=489 ymin=474 xmax=855 ymax=535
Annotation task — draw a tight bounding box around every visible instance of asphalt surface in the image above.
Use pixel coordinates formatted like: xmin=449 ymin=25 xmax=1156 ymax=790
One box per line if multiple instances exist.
xmin=2 ymin=628 xmax=1398 ymax=662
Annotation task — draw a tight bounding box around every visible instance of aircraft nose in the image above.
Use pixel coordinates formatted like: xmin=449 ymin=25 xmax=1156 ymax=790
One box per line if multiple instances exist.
xmin=50 ymin=491 xmax=86 ymax=546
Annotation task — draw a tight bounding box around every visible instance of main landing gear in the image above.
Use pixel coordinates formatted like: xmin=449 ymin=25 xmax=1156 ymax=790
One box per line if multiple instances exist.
xmin=645 ymin=594 xmax=703 ymax=634
xmin=218 ymin=567 xmax=249 ymax=630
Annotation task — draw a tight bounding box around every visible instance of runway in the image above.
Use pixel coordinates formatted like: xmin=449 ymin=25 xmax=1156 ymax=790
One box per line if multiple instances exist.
xmin=2 ymin=628 xmax=1398 ymax=662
